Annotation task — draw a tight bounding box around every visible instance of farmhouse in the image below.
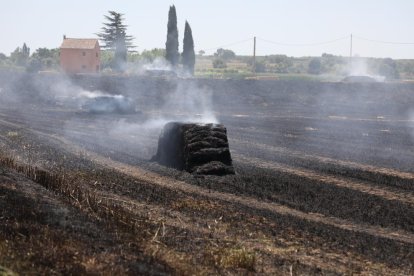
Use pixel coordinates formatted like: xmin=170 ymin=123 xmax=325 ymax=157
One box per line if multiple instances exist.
xmin=60 ymin=37 xmax=100 ymax=74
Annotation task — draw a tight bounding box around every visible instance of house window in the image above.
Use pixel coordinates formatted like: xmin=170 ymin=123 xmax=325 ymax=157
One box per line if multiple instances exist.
xmin=96 ymin=65 xmax=99 ymax=72
xmin=82 ymin=65 xmax=86 ymax=69
xmin=96 ymin=52 xmax=98 ymax=58
xmin=82 ymin=52 xmax=86 ymax=56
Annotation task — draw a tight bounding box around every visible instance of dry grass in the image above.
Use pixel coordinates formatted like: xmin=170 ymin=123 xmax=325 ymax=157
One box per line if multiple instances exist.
xmin=206 ymin=245 xmax=256 ymax=271
xmin=171 ymin=198 xmax=217 ymax=212
xmin=0 ymin=261 xmax=18 ymax=276
xmin=5 ymin=131 xmax=19 ymax=138
xmin=0 ymin=265 xmax=17 ymax=276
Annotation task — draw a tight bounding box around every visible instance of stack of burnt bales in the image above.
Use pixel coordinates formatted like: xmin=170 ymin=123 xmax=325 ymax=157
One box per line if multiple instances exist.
xmin=152 ymin=122 xmax=235 ymax=175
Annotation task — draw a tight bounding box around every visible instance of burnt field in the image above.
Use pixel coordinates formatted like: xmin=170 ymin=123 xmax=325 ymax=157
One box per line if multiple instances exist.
xmin=0 ymin=73 xmax=414 ymax=274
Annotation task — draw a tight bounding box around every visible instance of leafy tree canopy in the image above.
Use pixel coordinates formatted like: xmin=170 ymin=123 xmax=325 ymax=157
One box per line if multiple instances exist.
xmin=141 ymin=48 xmax=166 ymax=62
xmin=308 ymin=58 xmax=322 ymax=75
xmin=10 ymin=43 xmax=32 ymax=66
xmin=198 ymin=50 xmax=205 ymax=56
xmin=379 ymin=58 xmax=399 ymax=80
xmin=97 ymin=11 xmax=135 ymax=51
xmin=214 ymin=48 xmax=236 ymax=60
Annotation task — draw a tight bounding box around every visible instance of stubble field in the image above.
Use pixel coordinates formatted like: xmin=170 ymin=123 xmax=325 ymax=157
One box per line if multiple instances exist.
xmin=0 ymin=73 xmax=413 ymax=275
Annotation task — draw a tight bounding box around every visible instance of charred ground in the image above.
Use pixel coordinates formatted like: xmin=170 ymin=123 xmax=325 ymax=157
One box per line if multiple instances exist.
xmin=0 ymin=73 xmax=413 ymax=274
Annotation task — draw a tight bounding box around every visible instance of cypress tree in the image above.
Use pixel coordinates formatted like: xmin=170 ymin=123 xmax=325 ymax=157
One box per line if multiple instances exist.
xmin=165 ymin=5 xmax=179 ymax=67
xmin=22 ymin=43 xmax=30 ymax=58
xmin=182 ymin=21 xmax=195 ymax=75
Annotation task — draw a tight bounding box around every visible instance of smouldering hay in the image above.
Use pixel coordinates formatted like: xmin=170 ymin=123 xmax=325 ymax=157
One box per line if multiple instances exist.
xmin=152 ymin=122 xmax=235 ymax=176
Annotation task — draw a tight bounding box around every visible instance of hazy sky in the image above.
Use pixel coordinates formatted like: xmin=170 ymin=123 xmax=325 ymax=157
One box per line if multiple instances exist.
xmin=1 ymin=0 xmax=413 ymax=58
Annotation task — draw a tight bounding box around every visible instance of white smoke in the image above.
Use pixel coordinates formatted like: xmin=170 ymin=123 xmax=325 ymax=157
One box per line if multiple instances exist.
xmin=0 ymin=71 xmax=219 ymax=159
xmin=46 ymin=77 xmax=133 ymax=114
xmin=101 ymin=80 xmax=218 ymax=157
xmin=142 ymin=57 xmax=172 ymax=71
xmin=78 ymin=90 xmax=108 ymax=99
xmin=162 ymin=81 xmax=218 ymax=124
xmin=127 ymin=56 xmax=193 ymax=78
xmin=45 ymin=74 xmax=219 ymax=159
xmin=407 ymin=110 xmax=414 ymax=142
xmin=126 ymin=56 xmax=172 ymax=75
xmin=49 ymin=77 xmax=112 ymax=100
xmin=348 ymin=57 xmax=385 ymax=82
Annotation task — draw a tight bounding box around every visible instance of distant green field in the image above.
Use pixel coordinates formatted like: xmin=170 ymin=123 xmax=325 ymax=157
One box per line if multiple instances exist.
xmin=195 ymin=57 xmax=331 ymax=81
xmin=195 ymin=55 xmax=414 ymax=80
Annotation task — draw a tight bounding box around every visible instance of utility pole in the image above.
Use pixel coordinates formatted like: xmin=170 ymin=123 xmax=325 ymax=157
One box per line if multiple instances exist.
xmin=252 ymin=36 xmax=256 ymax=74
xmin=350 ymin=34 xmax=353 ymax=67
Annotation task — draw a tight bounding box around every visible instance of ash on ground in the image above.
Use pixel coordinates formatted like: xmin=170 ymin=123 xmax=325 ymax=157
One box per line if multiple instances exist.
xmin=152 ymin=122 xmax=235 ymax=176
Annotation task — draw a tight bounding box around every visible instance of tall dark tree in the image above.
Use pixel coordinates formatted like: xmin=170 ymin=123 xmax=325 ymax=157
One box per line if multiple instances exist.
xmin=97 ymin=11 xmax=135 ymax=71
xmin=182 ymin=21 xmax=195 ymax=75
xmin=22 ymin=43 xmax=30 ymax=58
xmin=165 ymin=5 xmax=179 ymax=67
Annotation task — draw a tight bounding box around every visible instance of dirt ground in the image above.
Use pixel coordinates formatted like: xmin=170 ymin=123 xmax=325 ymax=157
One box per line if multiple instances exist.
xmin=0 ymin=74 xmax=413 ymax=275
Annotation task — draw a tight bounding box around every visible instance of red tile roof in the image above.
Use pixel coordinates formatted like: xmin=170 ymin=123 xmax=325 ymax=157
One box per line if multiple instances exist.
xmin=60 ymin=38 xmax=99 ymax=49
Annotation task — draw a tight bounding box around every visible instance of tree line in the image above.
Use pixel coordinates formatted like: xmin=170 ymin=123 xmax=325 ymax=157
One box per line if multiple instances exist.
xmin=206 ymin=51 xmax=406 ymax=80
xmin=0 ymin=43 xmax=59 ymax=73
xmin=0 ymin=5 xmax=411 ymax=81
xmin=97 ymin=6 xmax=195 ymax=75
xmin=0 ymin=5 xmax=196 ymax=75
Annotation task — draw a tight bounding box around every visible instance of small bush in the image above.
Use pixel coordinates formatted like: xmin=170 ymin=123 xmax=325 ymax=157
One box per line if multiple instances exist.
xmin=213 ymin=59 xmax=227 ymax=69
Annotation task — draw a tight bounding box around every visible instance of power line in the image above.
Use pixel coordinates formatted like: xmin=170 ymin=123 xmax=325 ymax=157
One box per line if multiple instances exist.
xmin=199 ymin=34 xmax=414 ymax=57
xmin=202 ymin=37 xmax=253 ymax=51
xmin=256 ymin=35 xmax=349 ymax=47
xmin=353 ymin=35 xmax=414 ymax=45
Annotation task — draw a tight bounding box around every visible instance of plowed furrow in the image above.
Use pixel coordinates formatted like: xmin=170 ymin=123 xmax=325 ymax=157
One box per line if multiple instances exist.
xmin=233 ymin=152 xmax=414 ymax=206
xmin=42 ymin=133 xmax=414 ymax=246
xmin=231 ymin=137 xmax=414 ymax=190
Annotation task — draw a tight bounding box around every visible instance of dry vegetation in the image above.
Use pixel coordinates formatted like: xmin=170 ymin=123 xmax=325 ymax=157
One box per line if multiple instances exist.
xmin=0 ymin=74 xmax=414 ymax=274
